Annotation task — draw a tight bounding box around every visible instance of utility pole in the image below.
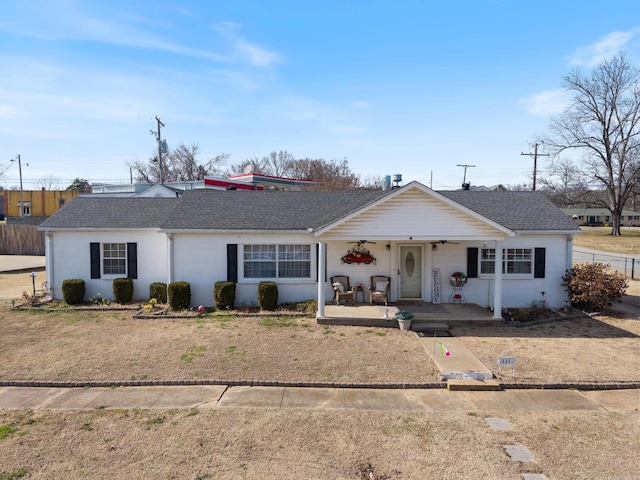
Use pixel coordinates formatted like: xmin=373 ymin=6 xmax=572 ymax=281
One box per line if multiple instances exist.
xmin=521 ymin=143 xmax=549 ymax=191
xmin=457 ymin=164 xmax=475 ymax=186
xmin=10 ymin=154 xmax=25 ymax=217
xmin=150 ymin=116 xmax=166 ymax=185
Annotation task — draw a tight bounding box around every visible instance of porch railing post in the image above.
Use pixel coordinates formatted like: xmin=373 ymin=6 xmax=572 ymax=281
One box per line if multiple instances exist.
xmin=493 ymin=240 xmax=503 ymax=319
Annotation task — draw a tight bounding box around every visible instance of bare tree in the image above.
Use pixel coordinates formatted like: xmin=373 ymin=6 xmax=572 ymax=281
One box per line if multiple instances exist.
xmin=168 ymin=143 xmax=228 ymax=181
xmin=541 ymin=53 xmax=640 ymax=235
xmin=227 ymin=151 xmax=295 ymax=177
xmin=290 ymin=157 xmax=360 ymax=190
xmin=131 ymin=143 xmax=228 ymax=183
xmin=34 ymin=175 xmax=61 ymax=190
xmin=226 ymin=152 xmax=363 ymax=190
xmin=539 ymin=157 xmax=591 ymax=208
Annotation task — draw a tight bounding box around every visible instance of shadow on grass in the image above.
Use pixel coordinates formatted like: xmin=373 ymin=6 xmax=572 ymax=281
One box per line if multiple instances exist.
xmin=451 ymin=311 xmax=638 ymax=339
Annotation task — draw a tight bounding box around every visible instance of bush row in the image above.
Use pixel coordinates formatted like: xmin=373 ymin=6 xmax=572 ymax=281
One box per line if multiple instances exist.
xmin=60 ymin=279 xmax=280 ymax=311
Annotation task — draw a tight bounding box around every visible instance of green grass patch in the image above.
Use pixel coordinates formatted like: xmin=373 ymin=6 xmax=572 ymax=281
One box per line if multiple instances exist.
xmin=225 ymin=345 xmax=237 ymax=354
xmin=258 ymin=316 xmax=298 ymax=328
xmin=180 ymin=346 xmax=206 ymax=364
xmin=0 ymin=425 xmax=18 ymax=440
xmin=145 ymin=416 xmax=165 ymax=426
xmin=0 ymin=468 xmax=29 ymax=480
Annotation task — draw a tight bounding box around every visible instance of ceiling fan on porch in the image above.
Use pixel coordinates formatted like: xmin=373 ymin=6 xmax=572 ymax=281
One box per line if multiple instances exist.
xmin=429 ymin=240 xmax=460 ymax=245
xmin=348 ymin=240 xmax=377 ymax=245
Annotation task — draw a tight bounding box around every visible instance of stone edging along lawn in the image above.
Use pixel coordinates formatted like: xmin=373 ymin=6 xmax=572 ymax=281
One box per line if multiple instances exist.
xmin=1 ymin=379 xmax=638 ymax=390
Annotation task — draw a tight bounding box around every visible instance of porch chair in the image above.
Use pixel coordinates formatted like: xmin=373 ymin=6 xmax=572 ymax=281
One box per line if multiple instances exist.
xmin=330 ymin=275 xmax=355 ymax=306
xmin=369 ymin=275 xmax=391 ymax=306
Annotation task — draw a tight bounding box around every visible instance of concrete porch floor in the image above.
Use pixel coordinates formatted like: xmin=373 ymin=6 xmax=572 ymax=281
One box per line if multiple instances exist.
xmin=319 ymin=301 xmax=502 ymax=328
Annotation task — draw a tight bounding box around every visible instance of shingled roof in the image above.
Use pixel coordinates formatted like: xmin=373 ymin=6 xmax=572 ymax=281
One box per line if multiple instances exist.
xmin=38 ymin=197 xmax=181 ymax=229
xmin=159 ymin=189 xmax=388 ymax=230
xmin=438 ymin=190 xmax=580 ymax=232
xmin=38 ymin=185 xmax=579 ymax=233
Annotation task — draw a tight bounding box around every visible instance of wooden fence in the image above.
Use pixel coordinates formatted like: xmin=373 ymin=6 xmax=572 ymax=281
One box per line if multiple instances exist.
xmin=0 ymin=224 xmax=45 ymax=255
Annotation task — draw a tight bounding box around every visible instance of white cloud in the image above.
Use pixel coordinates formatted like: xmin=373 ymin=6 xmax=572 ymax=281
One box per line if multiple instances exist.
xmin=213 ymin=22 xmax=282 ymax=67
xmin=520 ymin=88 xmax=570 ymax=116
xmin=569 ymin=30 xmax=638 ymax=66
xmin=0 ymin=2 xmax=226 ymax=62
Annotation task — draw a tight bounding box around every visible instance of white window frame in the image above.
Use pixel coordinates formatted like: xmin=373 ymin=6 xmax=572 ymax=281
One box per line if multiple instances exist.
xmin=102 ymin=242 xmax=127 ymax=278
xmin=241 ymin=244 xmax=312 ymax=281
xmin=480 ymin=248 xmax=533 ymax=278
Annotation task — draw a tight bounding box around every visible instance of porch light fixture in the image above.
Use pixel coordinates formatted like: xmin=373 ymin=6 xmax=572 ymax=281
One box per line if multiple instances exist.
xmin=386 ymin=244 xmax=390 ymax=251
xmin=432 ymin=244 xmax=437 ymax=251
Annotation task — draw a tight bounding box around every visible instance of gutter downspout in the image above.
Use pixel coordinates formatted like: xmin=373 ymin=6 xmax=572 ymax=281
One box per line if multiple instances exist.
xmin=493 ymin=240 xmax=503 ymax=319
xmin=45 ymin=231 xmax=53 ymax=298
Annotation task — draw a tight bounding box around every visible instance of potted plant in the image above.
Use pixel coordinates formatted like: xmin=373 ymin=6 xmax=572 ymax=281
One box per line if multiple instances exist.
xmin=394 ymin=310 xmax=414 ymax=330
xmin=450 ymin=271 xmax=467 ymax=287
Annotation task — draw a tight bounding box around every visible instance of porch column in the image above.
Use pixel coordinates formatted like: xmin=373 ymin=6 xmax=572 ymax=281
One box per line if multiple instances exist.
xmin=493 ymin=240 xmax=503 ymax=319
xmin=317 ymin=240 xmax=326 ymax=318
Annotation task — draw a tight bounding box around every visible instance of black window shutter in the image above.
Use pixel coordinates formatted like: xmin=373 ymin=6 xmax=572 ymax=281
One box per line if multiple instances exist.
xmin=127 ymin=243 xmax=138 ymax=279
xmin=534 ymin=247 xmax=546 ymax=278
xmin=467 ymin=247 xmax=478 ymax=278
xmin=90 ymin=243 xmax=100 ymax=279
xmin=227 ymin=244 xmax=238 ymax=282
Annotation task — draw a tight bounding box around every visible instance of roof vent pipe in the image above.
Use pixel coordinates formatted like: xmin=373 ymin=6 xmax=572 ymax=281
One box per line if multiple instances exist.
xmin=462 ymin=182 xmax=470 ymax=190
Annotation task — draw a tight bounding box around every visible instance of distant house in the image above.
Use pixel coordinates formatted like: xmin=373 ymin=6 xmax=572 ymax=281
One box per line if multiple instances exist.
xmin=562 ymin=208 xmax=640 ymax=227
xmin=39 ymin=182 xmax=581 ymax=318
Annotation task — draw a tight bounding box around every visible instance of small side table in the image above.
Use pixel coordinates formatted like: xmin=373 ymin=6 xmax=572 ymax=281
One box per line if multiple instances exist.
xmin=354 ymin=287 xmax=365 ymax=304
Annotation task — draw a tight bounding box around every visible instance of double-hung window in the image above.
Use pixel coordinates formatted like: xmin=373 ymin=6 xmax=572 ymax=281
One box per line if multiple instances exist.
xmin=243 ymin=244 xmax=311 ymax=279
xmin=103 ymin=243 xmax=127 ymax=276
xmin=90 ymin=242 xmax=137 ymax=279
xmin=481 ymin=248 xmax=532 ymax=275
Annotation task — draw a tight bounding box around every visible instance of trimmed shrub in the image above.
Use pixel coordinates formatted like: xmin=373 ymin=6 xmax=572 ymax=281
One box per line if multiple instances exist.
xmin=258 ymin=281 xmax=278 ymax=311
xmin=61 ymin=279 xmax=85 ymax=305
xmin=168 ymin=281 xmax=191 ymax=310
xmin=112 ymin=277 xmax=134 ymax=304
xmin=562 ymin=263 xmax=628 ymax=312
xmin=149 ymin=282 xmax=167 ymax=303
xmin=214 ymin=281 xmax=236 ymax=310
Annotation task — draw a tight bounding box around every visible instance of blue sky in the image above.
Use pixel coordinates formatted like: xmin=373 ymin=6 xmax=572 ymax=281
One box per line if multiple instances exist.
xmin=1 ymin=0 xmax=639 ymax=190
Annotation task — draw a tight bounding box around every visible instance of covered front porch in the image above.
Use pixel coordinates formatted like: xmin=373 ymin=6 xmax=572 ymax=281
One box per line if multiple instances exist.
xmin=318 ymin=301 xmax=502 ymax=329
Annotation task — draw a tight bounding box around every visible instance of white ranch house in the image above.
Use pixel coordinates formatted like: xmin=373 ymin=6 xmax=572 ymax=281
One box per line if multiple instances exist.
xmin=39 ymin=182 xmax=581 ymax=319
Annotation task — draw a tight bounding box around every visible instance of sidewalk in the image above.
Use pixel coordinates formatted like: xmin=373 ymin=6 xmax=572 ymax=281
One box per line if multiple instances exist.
xmin=0 ymin=384 xmax=637 ymax=412
xmin=0 ymin=255 xmax=45 ymax=273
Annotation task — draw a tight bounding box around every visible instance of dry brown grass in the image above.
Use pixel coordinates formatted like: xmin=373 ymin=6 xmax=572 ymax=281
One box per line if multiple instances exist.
xmin=0 ymin=306 xmax=433 ymax=384
xmin=0 ymin=271 xmax=638 ymax=479
xmin=573 ymin=226 xmax=640 ymax=255
xmin=0 ymin=408 xmax=637 ymax=479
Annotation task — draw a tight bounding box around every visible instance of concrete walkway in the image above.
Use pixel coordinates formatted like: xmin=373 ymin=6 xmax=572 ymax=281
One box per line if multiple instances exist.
xmin=0 ymin=255 xmax=45 ymax=273
xmin=0 ymin=385 xmax=637 ymax=411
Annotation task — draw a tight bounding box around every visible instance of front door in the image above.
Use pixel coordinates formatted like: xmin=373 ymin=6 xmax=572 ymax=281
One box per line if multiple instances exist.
xmin=400 ymin=245 xmax=423 ymax=299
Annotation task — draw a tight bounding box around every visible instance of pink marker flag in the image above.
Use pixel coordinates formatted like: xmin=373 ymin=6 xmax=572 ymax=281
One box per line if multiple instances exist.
xmin=438 ymin=341 xmax=451 ymax=357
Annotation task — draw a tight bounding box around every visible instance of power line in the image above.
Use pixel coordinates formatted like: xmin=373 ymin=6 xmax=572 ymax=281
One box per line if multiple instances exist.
xmin=521 ymin=143 xmax=549 ymax=191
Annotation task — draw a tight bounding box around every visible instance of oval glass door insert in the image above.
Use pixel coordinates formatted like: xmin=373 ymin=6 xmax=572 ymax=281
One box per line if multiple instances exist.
xmin=405 ymin=251 xmax=415 ymax=277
